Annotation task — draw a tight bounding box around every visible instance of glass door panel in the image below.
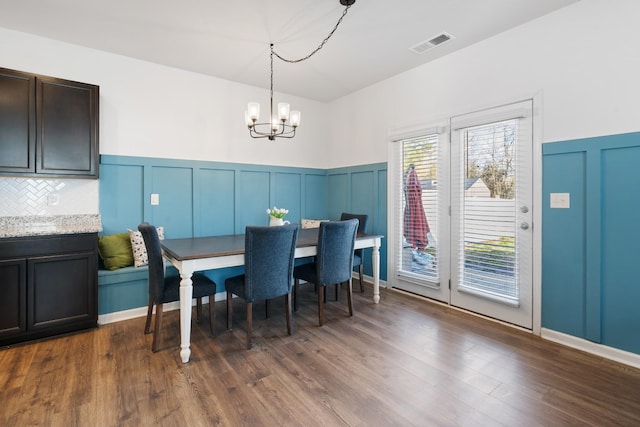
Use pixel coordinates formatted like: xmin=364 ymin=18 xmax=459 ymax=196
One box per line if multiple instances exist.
xmin=392 ymin=132 xmax=450 ymax=303
xmin=450 ymin=101 xmax=533 ymax=328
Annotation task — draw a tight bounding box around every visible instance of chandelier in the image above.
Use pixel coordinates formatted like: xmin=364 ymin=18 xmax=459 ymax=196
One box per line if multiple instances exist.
xmin=245 ymin=0 xmax=356 ymax=141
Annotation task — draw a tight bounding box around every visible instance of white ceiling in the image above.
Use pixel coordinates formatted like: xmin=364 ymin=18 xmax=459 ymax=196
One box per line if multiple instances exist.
xmin=0 ymin=0 xmax=579 ymax=102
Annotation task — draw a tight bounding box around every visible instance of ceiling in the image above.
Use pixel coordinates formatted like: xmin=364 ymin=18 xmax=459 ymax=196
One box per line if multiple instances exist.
xmin=0 ymin=0 xmax=579 ymax=102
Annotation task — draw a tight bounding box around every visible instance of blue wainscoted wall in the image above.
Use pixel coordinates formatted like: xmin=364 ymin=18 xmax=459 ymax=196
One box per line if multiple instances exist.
xmin=327 ymin=164 xmax=388 ymax=281
xmin=98 ymin=155 xmax=387 ymax=315
xmin=542 ymin=132 xmax=640 ymax=355
xmin=100 ymin=155 xmax=332 ymax=236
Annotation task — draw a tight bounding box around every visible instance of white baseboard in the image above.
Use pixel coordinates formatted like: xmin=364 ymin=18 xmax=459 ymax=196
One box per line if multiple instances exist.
xmin=97 ymin=294 xmax=227 ymax=326
xmin=354 ymin=272 xmax=388 ymax=288
xmin=541 ymin=328 xmax=640 ymax=369
xmin=98 ymin=306 xmax=150 ymax=325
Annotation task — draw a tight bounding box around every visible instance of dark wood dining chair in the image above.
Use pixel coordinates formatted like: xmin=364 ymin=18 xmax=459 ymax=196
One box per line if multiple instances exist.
xmin=138 ymin=223 xmax=217 ymax=352
xmin=340 ymin=212 xmax=369 ymax=293
xmin=225 ymin=224 xmax=299 ymax=349
xmin=293 ymin=219 xmax=358 ymax=326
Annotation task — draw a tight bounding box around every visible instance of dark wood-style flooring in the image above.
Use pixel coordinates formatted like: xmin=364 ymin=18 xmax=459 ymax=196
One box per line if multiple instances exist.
xmin=1 ymin=282 xmax=639 ymax=426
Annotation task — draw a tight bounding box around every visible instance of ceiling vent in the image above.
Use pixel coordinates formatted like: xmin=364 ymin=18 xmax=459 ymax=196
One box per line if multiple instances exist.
xmin=409 ymin=32 xmax=454 ymax=54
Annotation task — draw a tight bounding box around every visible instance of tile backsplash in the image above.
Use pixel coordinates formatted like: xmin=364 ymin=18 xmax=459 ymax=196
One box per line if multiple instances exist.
xmin=0 ymin=177 xmax=99 ymax=216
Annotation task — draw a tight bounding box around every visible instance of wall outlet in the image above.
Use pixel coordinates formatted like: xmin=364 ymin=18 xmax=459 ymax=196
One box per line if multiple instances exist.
xmin=47 ymin=193 xmax=59 ymax=206
xmin=150 ymin=193 xmax=160 ymax=205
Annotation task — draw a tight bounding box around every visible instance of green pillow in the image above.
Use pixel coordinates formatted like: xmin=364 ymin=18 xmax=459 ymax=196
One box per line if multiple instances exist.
xmin=98 ymin=233 xmax=134 ymax=270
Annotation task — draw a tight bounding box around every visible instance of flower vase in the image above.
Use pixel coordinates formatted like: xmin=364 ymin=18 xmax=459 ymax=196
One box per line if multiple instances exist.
xmin=269 ymin=217 xmax=284 ymax=226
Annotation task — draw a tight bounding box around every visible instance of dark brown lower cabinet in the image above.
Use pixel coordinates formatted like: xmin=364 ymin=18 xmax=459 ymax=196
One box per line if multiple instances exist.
xmin=0 ymin=258 xmax=27 ymax=338
xmin=0 ymin=233 xmax=98 ymax=346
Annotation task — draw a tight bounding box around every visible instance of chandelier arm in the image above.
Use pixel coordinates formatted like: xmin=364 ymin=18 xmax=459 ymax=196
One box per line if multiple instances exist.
xmin=271 ymin=4 xmax=353 ymax=64
xmin=250 ymin=122 xmax=296 ymax=138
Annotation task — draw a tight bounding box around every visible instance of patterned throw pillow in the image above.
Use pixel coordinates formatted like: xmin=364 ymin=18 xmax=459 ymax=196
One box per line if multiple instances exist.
xmin=301 ymin=219 xmax=328 ymax=229
xmin=128 ymin=226 xmax=164 ymax=267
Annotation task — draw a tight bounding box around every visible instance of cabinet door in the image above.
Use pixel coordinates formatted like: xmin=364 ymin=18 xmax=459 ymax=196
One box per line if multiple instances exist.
xmin=0 ymin=68 xmax=36 ymax=174
xmin=27 ymin=251 xmax=97 ymax=331
xmin=36 ymin=76 xmax=99 ymax=177
xmin=0 ymin=258 xmax=27 ymax=338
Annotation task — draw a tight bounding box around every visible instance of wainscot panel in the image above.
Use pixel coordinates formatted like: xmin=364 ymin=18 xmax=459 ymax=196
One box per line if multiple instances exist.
xmin=274 ymin=172 xmax=302 ymax=223
xmin=99 ymin=163 xmax=144 ymax=235
xmin=327 ymin=173 xmax=349 ymax=219
xmin=151 ymin=166 xmax=193 ymax=238
xmin=600 ymin=144 xmax=640 ymax=354
xmin=304 ymin=173 xmax=328 ymax=219
xmin=198 ymin=168 xmax=235 ymax=236
xmin=237 ymin=170 xmax=271 ymax=232
xmin=541 ymin=151 xmax=586 ymax=338
xmin=327 ymin=163 xmax=388 ymax=281
xmin=97 ymin=266 xmax=149 ymax=315
xmin=542 ymin=131 xmax=640 ymax=355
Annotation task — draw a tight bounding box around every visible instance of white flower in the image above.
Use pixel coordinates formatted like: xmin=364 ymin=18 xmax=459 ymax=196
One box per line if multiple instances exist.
xmin=267 ymin=206 xmax=288 ymax=219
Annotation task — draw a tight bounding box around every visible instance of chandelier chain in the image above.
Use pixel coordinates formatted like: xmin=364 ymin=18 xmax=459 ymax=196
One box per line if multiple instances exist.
xmin=271 ymin=4 xmax=353 ymax=64
xmin=246 ymin=1 xmax=355 ymax=140
xmin=270 ymin=49 xmax=274 ymax=119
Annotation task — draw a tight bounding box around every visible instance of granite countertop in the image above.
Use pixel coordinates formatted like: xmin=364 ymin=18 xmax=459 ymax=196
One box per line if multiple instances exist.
xmin=0 ymin=214 xmax=102 ymax=238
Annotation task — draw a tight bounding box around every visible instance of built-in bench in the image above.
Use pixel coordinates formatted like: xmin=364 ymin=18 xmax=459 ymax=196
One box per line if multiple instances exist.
xmin=98 ymin=265 xmax=150 ymax=323
xmin=97 ymin=263 xmax=222 ymax=325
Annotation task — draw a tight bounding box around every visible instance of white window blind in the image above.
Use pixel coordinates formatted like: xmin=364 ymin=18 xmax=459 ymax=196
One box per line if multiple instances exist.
xmin=455 ymin=119 xmax=520 ymax=303
xmin=396 ymin=134 xmax=440 ymax=283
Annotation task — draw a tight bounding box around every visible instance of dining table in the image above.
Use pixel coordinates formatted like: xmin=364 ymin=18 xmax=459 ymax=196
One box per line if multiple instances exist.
xmin=161 ymin=227 xmax=383 ymax=363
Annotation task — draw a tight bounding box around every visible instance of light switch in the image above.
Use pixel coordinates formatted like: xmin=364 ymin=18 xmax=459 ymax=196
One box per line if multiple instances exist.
xmin=150 ymin=193 xmax=160 ymax=205
xmin=550 ymin=193 xmax=570 ymax=209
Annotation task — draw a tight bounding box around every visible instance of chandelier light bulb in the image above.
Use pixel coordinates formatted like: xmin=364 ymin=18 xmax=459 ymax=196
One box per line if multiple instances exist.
xmin=244 ymin=111 xmax=254 ymax=127
xmin=247 ymin=102 xmax=260 ymax=121
xmin=290 ymin=111 xmax=301 ymax=128
xmin=277 ymin=103 xmax=290 ymax=121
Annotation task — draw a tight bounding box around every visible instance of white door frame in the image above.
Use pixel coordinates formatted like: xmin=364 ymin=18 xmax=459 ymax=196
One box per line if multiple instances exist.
xmin=386 ymin=94 xmax=542 ymax=334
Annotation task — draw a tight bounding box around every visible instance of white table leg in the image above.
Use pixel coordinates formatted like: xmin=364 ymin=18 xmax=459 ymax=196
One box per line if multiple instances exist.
xmin=372 ymin=241 xmax=380 ymax=304
xmin=179 ymin=271 xmax=194 ymax=363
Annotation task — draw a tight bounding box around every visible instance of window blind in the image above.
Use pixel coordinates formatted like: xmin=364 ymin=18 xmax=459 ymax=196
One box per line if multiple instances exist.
xmin=396 ymin=133 xmax=440 ymax=283
xmin=455 ymin=119 xmax=520 ymax=302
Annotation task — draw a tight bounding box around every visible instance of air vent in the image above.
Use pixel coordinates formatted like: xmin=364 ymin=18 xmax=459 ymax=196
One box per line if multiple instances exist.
xmin=409 ymin=32 xmax=454 ymax=54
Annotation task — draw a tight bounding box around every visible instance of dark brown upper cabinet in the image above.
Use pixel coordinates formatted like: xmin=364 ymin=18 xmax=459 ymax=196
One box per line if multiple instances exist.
xmin=0 ymin=67 xmax=99 ymax=178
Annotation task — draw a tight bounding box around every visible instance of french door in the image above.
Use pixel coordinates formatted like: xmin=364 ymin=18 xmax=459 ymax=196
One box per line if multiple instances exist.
xmin=390 ymin=100 xmax=533 ymax=329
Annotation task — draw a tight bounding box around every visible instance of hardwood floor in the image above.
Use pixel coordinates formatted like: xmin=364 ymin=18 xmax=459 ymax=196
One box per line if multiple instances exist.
xmin=2 ymin=283 xmax=639 ymax=426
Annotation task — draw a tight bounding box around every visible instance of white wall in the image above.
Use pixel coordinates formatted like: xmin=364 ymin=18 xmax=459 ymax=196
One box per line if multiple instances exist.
xmin=0 ymin=27 xmax=330 ymax=169
xmin=1 ymin=0 xmax=639 ymax=172
xmin=326 ymin=0 xmax=640 ymax=167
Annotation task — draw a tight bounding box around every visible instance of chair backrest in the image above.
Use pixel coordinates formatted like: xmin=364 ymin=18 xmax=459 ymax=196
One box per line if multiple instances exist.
xmin=138 ymin=223 xmax=165 ymax=302
xmin=340 ymin=212 xmax=368 ymax=256
xmin=316 ymin=219 xmax=359 ymax=285
xmin=340 ymin=212 xmax=368 ymax=234
xmin=243 ymin=224 xmax=299 ymax=302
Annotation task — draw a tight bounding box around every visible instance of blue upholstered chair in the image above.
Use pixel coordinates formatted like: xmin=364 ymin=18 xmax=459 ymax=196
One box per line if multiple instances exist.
xmin=293 ymin=219 xmax=359 ymax=326
xmin=225 ymin=224 xmax=299 ymax=349
xmin=340 ymin=212 xmax=369 ymax=293
xmin=138 ymin=223 xmax=217 ymax=352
